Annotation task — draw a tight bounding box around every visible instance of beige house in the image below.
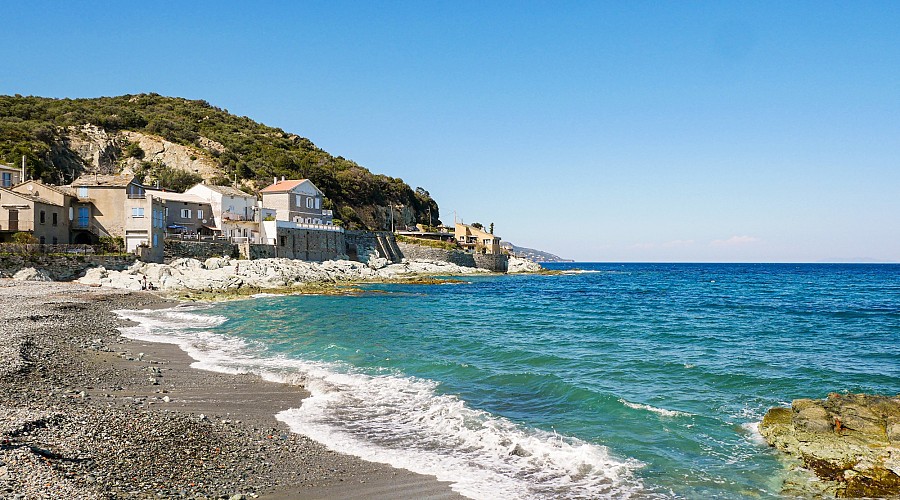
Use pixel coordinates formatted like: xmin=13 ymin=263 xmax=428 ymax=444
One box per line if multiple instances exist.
xmin=455 ymin=223 xmax=502 ymax=255
xmin=0 ymin=163 xmax=23 ymax=188
xmin=66 ymin=174 xmax=163 ymax=261
xmin=0 ymin=186 xmax=69 ymax=244
xmin=259 ymin=179 xmax=333 ymax=225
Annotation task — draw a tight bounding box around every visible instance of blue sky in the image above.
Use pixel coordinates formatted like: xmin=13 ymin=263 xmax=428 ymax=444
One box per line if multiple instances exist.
xmin=3 ymin=1 xmax=899 ymax=262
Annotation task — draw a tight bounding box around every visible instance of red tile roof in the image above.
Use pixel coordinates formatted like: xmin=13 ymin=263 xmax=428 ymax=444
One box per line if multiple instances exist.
xmin=259 ymin=179 xmax=309 ymax=193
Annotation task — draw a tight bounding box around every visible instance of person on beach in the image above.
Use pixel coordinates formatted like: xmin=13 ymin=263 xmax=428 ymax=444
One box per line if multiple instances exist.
xmin=142 ymin=275 xmax=148 ymax=290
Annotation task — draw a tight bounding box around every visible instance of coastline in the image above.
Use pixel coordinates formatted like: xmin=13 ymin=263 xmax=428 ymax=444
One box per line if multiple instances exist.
xmin=0 ymin=279 xmax=464 ymax=499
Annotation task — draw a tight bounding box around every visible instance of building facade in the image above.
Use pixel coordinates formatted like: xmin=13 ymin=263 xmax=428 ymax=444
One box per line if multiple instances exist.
xmin=0 ymin=164 xmax=23 ymax=188
xmin=184 ymin=184 xmax=260 ymax=241
xmin=259 ymin=179 xmax=333 ymax=225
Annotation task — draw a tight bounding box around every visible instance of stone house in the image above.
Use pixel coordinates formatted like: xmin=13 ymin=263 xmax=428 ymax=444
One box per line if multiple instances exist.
xmin=145 ymin=190 xmax=215 ymax=236
xmin=455 ymin=223 xmax=502 ymax=255
xmin=259 ymin=179 xmax=333 ymax=225
xmin=0 ymin=186 xmax=69 ymax=244
xmin=184 ymin=184 xmax=260 ymax=241
xmin=0 ymin=163 xmax=23 ymax=188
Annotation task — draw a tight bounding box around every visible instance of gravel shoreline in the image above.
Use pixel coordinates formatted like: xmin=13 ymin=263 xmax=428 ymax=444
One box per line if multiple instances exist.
xmin=0 ymin=279 xmax=463 ymax=499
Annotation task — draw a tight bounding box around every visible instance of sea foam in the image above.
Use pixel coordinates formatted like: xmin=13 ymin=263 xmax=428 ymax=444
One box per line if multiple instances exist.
xmin=114 ymin=306 xmax=653 ymax=499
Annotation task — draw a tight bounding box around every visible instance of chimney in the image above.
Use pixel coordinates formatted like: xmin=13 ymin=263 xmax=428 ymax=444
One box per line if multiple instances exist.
xmin=281 ymin=176 xmax=285 ymax=182
xmin=273 ymin=177 xmax=277 ymax=185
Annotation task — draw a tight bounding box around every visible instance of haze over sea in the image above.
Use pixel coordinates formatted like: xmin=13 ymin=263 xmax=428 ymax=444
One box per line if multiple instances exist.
xmin=120 ymin=263 xmax=900 ymax=499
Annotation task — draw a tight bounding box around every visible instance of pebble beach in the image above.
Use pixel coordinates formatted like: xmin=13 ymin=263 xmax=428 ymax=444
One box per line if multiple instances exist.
xmin=0 ymin=279 xmax=463 ymax=499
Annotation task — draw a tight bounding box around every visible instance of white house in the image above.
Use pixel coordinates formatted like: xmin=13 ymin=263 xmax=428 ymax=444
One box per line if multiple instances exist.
xmin=185 ymin=184 xmax=260 ymax=241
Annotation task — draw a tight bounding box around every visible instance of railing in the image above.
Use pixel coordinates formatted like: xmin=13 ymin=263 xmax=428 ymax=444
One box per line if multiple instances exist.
xmin=127 ymin=193 xmax=146 ymax=199
xmin=222 ymin=212 xmax=254 ymax=222
xmin=0 ymin=243 xmax=96 ymax=255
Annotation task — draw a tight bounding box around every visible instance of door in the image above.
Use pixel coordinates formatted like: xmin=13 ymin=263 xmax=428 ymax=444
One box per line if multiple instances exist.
xmin=77 ymin=207 xmax=89 ymax=228
xmin=8 ymin=209 xmax=17 ymax=231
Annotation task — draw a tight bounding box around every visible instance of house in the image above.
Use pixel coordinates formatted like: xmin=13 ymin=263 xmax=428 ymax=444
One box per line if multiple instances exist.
xmin=64 ymin=174 xmax=164 ymax=261
xmin=259 ymin=178 xmax=333 ymax=225
xmin=145 ymin=190 xmax=215 ymax=236
xmin=184 ymin=184 xmax=260 ymax=241
xmin=0 ymin=186 xmax=68 ymax=244
xmin=455 ymin=223 xmax=502 ymax=255
xmin=0 ymin=163 xmax=23 ymax=188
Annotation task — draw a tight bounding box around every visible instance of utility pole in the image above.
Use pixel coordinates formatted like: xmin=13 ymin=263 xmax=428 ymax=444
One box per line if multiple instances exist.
xmin=21 ymin=155 xmax=26 ymax=181
xmin=389 ymin=206 xmax=394 ymax=233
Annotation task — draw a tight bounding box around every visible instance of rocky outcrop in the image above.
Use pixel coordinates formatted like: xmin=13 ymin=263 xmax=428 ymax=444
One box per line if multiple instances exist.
xmin=507 ymin=256 xmax=543 ymax=273
xmin=12 ymin=267 xmax=52 ymax=282
xmin=759 ymin=393 xmax=900 ymax=498
xmin=77 ymin=257 xmax=488 ymax=293
xmin=120 ymin=131 xmax=221 ymax=180
xmin=61 ymin=125 xmax=223 ymax=181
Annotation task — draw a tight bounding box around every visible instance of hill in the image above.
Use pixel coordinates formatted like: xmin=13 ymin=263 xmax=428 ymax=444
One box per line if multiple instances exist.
xmin=0 ymin=94 xmax=438 ymax=230
xmin=501 ymin=242 xmax=573 ymax=262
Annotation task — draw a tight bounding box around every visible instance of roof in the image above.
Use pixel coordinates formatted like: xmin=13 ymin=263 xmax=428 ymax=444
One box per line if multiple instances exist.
xmin=200 ymin=184 xmax=255 ymax=197
xmin=259 ymin=179 xmax=310 ymax=194
xmin=0 ymin=164 xmax=19 ymax=172
xmin=145 ymin=190 xmax=208 ymax=204
xmin=0 ymin=187 xmax=60 ymax=207
xmin=71 ymin=174 xmax=136 ymax=187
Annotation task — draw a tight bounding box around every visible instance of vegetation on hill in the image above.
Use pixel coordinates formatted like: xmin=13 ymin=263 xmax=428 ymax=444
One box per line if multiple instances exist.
xmin=0 ymin=94 xmax=439 ymax=230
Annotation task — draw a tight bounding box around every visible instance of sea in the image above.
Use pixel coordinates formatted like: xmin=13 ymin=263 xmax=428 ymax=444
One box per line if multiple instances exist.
xmin=117 ymin=263 xmax=900 ymax=499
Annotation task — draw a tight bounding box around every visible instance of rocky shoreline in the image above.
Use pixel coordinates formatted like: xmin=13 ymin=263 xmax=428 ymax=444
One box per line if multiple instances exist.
xmin=759 ymin=393 xmax=900 ymax=498
xmin=0 ymin=280 xmax=463 ymax=499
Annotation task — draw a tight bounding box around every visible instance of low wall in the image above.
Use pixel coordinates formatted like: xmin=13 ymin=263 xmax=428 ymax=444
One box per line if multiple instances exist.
xmin=0 ymin=254 xmax=136 ymax=281
xmin=164 ymin=239 xmax=238 ymax=263
xmin=345 ymin=230 xmax=400 ymax=263
xmin=239 ymin=243 xmax=276 ymax=260
xmin=396 ymin=242 xmax=509 ymax=272
xmin=269 ymin=227 xmax=346 ymax=261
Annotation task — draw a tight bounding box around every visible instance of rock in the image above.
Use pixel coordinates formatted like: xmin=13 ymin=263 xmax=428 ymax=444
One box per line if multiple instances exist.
xmin=507 ymin=256 xmax=543 ymax=273
xmin=13 ymin=267 xmax=52 ymax=282
xmin=759 ymin=393 xmax=900 ymax=498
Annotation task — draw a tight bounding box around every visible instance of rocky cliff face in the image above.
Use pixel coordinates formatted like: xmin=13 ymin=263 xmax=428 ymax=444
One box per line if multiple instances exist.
xmin=57 ymin=124 xmax=223 ymax=181
xmin=759 ymin=393 xmax=900 ymax=498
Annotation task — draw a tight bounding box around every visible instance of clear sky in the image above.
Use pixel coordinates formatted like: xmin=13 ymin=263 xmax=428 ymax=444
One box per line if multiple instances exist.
xmin=3 ymin=1 xmax=899 ymax=262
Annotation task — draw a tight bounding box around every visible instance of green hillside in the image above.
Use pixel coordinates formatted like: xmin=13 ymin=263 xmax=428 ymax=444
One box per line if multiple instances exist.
xmin=0 ymin=94 xmax=438 ymax=230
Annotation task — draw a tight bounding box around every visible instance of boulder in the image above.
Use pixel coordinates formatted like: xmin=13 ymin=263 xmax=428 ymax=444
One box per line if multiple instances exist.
xmin=508 ymin=256 xmax=543 ymax=273
xmin=13 ymin=267 xmax=52 ymax=282
xmin=759 ymin=393 xmax=900 ymax=498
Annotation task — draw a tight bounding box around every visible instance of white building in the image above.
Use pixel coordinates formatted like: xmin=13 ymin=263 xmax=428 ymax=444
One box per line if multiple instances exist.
xmin=185 ymin=184 xmax=260 ymax=241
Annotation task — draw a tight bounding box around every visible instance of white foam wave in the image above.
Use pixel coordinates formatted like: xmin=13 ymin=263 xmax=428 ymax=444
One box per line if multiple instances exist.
xmin=618 ymin=399 xmax=693 ymax=418
xmin=561 ymin=270 xmax=605 ymax=275
xmin=115 ymin=306 xmax=654 ymax=499
xmin=740 ymin=422 xmax=767 ymax=445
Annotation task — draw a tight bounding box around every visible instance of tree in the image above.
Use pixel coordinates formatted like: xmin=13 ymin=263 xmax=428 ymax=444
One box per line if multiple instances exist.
xmin=489 ymin=222 xmax=494 ymax=234
xmin=471 ymin=222 xmax=483 ymax=229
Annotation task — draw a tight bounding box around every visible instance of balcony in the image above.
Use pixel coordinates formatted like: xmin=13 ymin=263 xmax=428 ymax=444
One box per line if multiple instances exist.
xmin=127 ymin=193 xmax=146 ymax=199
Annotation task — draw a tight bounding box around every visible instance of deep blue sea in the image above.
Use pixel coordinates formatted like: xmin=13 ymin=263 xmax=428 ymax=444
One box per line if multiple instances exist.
xmin=119 ymin=263 xmax=900 ymax=499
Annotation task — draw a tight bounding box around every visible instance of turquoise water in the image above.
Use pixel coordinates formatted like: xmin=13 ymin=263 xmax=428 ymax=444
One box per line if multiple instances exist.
xmin=120 ymin=263 xmax=900 ymax=499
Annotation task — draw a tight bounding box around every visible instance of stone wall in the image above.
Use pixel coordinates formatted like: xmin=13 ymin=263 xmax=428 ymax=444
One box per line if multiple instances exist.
xmin=395 ymin=241 xmax=509 ymax=272
xmin=239 ymin=243 xmax=276 ymax=260
xmin=270 ymin=227 xmax=345 ymax=261
xmin=0 ymin=254 xmax=135 ymax=281
xmin=345 ymin=230 xmax=401 ymax=263
xmin=164 ymin=239 xmax=238 ymax=263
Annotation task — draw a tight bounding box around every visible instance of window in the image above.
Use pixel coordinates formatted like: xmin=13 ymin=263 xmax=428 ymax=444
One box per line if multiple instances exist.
xmin=52 ymin=237 xmax=58 ymax=244
xmin=39 ymin=236 xmax=45 ymax=244
xmin=306 ymin=197 xmax=314 ymax=209
xmin=279 ymin=236 xmax=286 ymax=247
xmin=52 ymin=212 xmax=58 ymax=226
xmin=180 ymin=209 xmax=191 ymax=219
xmin=78 ymin=187 xmax=88 ymax=198
xmin=132 ymin=207 xmax=145 ymax=218
xmin=315 ymin=198 xmax=321 ymax=209
xmin=197 ymin=209 xmax=204 ymax=220
xmin=39 ymin=211 xmax=45 ymax=224
xmin=153 ymin=234 xmax=158 ymax=247
xmin=165 ymin=207 xmax=169 ymax=218
xmin=296 ymin=194 xmax=302 ymax=207
xmin=1 ymin=173 xmax=10 ymax=187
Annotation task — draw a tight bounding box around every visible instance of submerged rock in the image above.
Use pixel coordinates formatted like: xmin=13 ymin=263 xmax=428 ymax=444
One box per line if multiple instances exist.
xmin=759 ymin=393 xmax=900 ymax=498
